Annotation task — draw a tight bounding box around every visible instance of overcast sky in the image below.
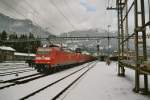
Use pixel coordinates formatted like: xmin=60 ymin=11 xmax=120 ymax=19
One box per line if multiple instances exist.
xmin=0 ymin=0 xmax=117 ymax=35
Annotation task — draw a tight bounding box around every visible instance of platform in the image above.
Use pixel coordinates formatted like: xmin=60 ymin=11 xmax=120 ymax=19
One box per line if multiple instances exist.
xmin=120 ymin=60 xmax=150 ymax=75
xmin=60 ymin=62 xmax=150 ymax=100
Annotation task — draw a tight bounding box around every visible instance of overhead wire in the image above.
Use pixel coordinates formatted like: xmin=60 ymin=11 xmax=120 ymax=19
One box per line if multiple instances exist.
xmin=0 ymin=7 xmax=17 ymax=19
xmin=67 ymin=0 xmax=90 ymax=28
xmin=0 ymin=0 xmax=19 ymax=18
xmin=109 ymin=0 xmax=116 ymax=29
xmin=63 ymin=0 xmax=85 ymax=30
xmin=108 ymin=0 xmax=110 ymax=8
xmin=63 ymin=0 xmax=77 ymax=19
xmin=105 ymin=0 xmax=113 ymax=57
xmin=105 ymin=0 xmax=111 ymax=27
xmin=62 ymin=0 xmax=78 ymax=29
xmin=48 ymin=0 xmax=77 ymax=31
xmin=23 ymin=0 xmax=58 ymax=33
xmin=0 ymin=0 xmax=57 ymax=35
xmin=1 ymin=0 xmax=58 ymax=34
xmin=0 ymin=0 xmax=27 ymax=19
xmin=0 ymin=0 xmax=30 ymax=35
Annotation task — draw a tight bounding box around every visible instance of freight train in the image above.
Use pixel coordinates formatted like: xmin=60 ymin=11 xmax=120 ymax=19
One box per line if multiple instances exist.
xmin=34 ymin=45 xmax=96 ymax=72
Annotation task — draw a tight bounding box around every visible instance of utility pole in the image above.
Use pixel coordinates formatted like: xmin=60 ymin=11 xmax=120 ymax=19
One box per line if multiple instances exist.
xmin=28 ymin=21 xmax=32 ymax=59
xmin=107 ymin=25 xmax=111 ymax=57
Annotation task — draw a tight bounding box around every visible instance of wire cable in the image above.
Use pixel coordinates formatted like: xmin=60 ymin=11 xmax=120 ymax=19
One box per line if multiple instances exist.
xmin=48 ymin=0 xmax=77 ymax=31
xmin=63 ymin=0 xmax=77 ymax=28
xmin=0 ymin=0 xmax=27 ymax=19
xmin=23 ymin=0 xmax=58 ymax=33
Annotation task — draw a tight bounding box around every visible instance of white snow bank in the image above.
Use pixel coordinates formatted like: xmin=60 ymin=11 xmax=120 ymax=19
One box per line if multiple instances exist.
xmin=63 ymin=62 xmax=150 ymax=100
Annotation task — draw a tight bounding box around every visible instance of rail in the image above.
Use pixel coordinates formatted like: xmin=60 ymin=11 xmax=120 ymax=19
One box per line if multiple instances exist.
xmin=20 ymin=61 xmax=97 ymax=100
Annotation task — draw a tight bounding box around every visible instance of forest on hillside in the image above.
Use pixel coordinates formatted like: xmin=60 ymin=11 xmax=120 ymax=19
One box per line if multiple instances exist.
xmin=0 ymin=30 xmax=41 ymax=53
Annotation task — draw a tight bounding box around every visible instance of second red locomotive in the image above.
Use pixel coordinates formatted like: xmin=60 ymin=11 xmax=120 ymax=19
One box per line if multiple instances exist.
xmin=35 ymin=45 xmax=95 ymax=72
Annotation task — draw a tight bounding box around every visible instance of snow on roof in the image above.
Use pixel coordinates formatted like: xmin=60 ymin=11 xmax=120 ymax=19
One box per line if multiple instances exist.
xmin=0 ymin=46 xmax=15 ymax=51
xmin=113 ymin=50 xmax=118 ymax=52
xmin=14 ymin=52 xmax=35 ymax=56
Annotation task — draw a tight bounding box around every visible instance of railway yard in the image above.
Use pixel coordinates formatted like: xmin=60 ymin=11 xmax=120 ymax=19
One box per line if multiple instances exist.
xmin=1 ymin=0 xmax=150 ymax=99
xmin=0 ymin=61 xmax=149 ymax=100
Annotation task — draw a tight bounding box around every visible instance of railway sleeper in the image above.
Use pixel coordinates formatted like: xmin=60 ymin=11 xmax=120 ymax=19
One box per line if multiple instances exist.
xmin=35 ymin=64 xmax=60 ymax=74
xmin=36 ymin=64 xmax=49 ymax=73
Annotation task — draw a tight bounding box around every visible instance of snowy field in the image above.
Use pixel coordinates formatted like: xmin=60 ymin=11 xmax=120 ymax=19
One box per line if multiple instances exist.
xmin=0 ymin=62 xmax=37 ymax=81
xmin=0 ymin=61 xmax=150 ymax=100
xmin=61 ymin=62 xmax=150 ymax=100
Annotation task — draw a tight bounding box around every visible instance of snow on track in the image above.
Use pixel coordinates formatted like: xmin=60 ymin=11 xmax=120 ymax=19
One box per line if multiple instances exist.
xmin=0 ymin=62 xmax=93 ymax=100
xmin=0 ymin=70 xmax=38 ymax=82
xmin=0 ymin=62 xmax=37 ymax=81
xmin=27 ymin=62 xmax=96 ymax=100
xmin=0 ymin=61 xmax=149 ymax=100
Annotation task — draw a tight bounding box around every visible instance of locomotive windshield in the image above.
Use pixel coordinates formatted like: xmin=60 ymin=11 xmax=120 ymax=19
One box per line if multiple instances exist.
xmin=37 ymin=48 xmax=51 ymax=54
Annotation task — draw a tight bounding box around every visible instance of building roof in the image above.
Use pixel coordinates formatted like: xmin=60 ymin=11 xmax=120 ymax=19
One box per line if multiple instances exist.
xmin=14 ymin=52 xmax=35 ymax=57
xmin=0 ymin=46 xmax=16 ymax=51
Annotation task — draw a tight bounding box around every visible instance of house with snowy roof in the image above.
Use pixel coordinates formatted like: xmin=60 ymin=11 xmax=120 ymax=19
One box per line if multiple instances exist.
xmin=0 ymin=46 xmax=16 ymax=61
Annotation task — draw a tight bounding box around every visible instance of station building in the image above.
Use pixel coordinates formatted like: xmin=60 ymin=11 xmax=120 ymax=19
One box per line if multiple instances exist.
xmin=0 ymin=46 xmax=35 ymax=62
xmin=0 ymin=46 xmax=16 ymax=61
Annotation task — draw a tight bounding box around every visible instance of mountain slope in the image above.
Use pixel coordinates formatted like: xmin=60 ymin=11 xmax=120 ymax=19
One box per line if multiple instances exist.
xmin=59 ymin=29 xmax=118 ymax=53
xmin=0 ymin=13 xmax=54 ymax=38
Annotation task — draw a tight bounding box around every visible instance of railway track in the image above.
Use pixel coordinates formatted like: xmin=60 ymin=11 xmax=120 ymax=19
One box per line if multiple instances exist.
xmin=0 ymin=66 xmax=31 ymax=71
xmin=0 ymin=68 xmax=35 ymax=76
xmin=0 ymin=63 xmax=26 ymax=68
xmin=0 ymin=73 xmax=47 ymax=90
xmin=20 ymin=61 xmax=97 ymax=100
xmin=0 ymin=62 xmax=92 ymax=90
xmin=52 ymin=63 xmax=96 ymax=100
xmin=0 ymin=73 xmax=41 ymax=83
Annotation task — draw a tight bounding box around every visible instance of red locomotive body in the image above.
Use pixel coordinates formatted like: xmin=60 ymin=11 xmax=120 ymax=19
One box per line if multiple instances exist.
xmin=35 ymin=46 xmax=95 ymax=72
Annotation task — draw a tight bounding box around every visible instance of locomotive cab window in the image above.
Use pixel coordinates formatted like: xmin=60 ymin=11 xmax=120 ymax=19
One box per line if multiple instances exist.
xmin=37 ymin=48 xmax=51 ymax=54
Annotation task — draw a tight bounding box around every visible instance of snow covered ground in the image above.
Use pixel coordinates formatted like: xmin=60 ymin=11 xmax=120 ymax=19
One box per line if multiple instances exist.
xmin=0 ymin=61 xmax=150 ymax=100
xmin=0 ymin=62 xmax=36 ymax=81
xmin=0 ymin=62 xmax=91 ymax=100
xmin=60 ymin=62 xmax=150 ymax=100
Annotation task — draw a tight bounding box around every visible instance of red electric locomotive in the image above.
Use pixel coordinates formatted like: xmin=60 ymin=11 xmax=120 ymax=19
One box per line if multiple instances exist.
xmin=35 ymin=45 xmax=95 ymax=72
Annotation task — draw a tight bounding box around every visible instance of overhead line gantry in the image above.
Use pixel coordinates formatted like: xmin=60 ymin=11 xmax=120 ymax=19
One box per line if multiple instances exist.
xmin=108 ymin=0 xmax=150 ymax=94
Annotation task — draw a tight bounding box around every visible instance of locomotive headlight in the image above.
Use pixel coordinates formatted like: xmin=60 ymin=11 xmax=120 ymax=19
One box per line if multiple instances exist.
xmin=45 ymin=57 xmax=51 ymax=60
xmin=36 ymin=57 xmax=41 ymax=60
